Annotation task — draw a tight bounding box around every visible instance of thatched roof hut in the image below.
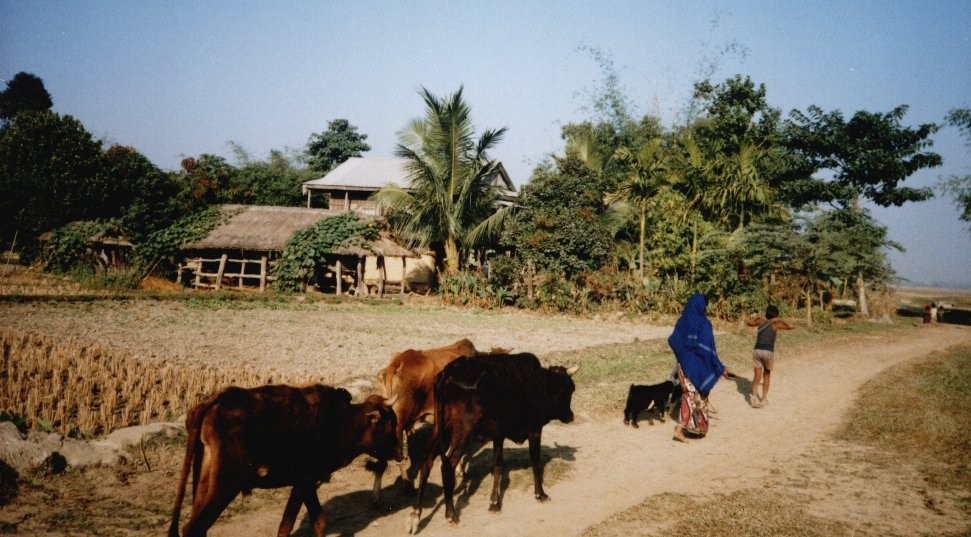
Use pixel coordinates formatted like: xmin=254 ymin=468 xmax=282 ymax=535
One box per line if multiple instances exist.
xmin=178 ymin=205 xmax=419 ymax=294
xmin=180 ymin=205 xmax=341 ymax=252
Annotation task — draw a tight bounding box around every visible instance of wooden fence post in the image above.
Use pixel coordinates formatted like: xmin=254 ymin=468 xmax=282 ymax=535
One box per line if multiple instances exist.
xmin=259 ymin=256 xmax=267 ymax=292
xmin=336 ymin=259 xmax=343 ymax=296
xmin=401 ymin=257 xmax=409 ymax=294
xmin=215 ymin=254 xmax=228 ymax=291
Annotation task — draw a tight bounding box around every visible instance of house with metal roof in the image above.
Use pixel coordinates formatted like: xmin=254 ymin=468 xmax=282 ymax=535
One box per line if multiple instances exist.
xmin=301 ymin=156 xmax=517 ymax=214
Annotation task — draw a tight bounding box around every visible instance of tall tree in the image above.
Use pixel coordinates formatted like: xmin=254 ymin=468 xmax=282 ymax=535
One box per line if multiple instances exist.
xmin=177 ymin=154 xmax=237 ymax=212
xmin=502 ymin=154 xmax=613 ymax=280
xmin=0 ymin=110 xmax=103 ymax=258
xmin=100 ymin=145 xmax=183 ymax=243
xmin=306 ymin=119 xmax=371 ymax=174
xmin=372 ymin=87 xmax=507 ymax=274
xmin=0 ymin=72 xmax=53 ymax=125
xmin=940 ymin=108 xmax=971 ymax=230
xmin=785 ymin=105 xmax=941 ymax=208
xmin=785 ymin=104 xmax=941 ymax=315
xmin=229 ymin=142 xmax=312 ymax=206
xmin=609 ymin=138 xmax=668 ymax=279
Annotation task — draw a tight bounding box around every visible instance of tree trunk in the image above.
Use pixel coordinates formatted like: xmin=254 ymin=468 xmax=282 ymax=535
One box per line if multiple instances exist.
xmin=444 ymin=237 xmax=460 ymax=275
xmin=857 ymin=271 xmax=869 ymax=317
xmin=804 ymin=288 xmax=813 ymax=327
xmin=638 ymin=206 xmax=646 ymax=280
xmin=690 ymin=220 xmax=698 ymax=283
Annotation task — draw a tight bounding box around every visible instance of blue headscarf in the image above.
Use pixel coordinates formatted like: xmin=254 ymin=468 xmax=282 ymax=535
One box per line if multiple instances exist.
xmin=668 ymin=293 xmax=725 ymax=396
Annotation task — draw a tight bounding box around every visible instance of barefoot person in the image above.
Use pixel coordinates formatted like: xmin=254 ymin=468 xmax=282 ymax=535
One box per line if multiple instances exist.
xmin=745 ymin=305 xmax=793 ymax=408
xmin=668 ymin=293 xmax=728 ymax=442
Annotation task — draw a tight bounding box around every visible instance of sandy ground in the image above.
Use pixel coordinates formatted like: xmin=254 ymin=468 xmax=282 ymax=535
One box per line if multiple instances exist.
xmin=2 ymin=294 xmax=969 ymax=535
xmin=196 ymin=324 xmax=971 ymax=537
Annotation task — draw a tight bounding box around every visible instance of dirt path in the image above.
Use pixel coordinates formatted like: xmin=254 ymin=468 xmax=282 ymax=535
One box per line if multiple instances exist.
xmin=205 ymin=324 xmax=971 ymax=537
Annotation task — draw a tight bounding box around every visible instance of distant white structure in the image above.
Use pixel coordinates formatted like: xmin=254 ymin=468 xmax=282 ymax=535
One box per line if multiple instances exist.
xmin=301 ymin=157 xmax=517 ymax=214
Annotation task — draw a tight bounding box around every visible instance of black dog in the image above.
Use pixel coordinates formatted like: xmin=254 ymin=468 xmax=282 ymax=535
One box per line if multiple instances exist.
xmin=623 ymin=380 xmax=678 ymax=427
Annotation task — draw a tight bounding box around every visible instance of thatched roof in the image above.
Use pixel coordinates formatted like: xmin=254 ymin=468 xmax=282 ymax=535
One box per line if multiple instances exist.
xmin=333 ymin=229 xmax=415 ymax=257
xmin=180 ymin=205 xmax=415 ymax=257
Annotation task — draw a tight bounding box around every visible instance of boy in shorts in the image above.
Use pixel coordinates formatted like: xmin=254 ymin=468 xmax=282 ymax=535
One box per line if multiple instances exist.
xmin=745 ymin=305 xmax=793 ymax=408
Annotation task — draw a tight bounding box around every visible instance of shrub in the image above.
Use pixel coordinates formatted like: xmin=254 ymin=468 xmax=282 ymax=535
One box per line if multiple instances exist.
xmin=274 ymin=212 xmax=378 ymax=292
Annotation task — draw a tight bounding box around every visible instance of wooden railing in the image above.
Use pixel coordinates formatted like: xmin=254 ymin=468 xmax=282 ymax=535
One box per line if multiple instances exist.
xmin=180 ymin=254 xmax=269 ymax=291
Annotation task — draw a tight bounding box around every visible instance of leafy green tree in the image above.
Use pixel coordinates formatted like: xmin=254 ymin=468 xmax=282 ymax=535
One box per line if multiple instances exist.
xmin=176 ymin=154 xmax=238 ymax=212
xmin=805 ymin=207 xmax=899 ymax=315
xmin=0 ymin=110 xmax=104 ymax=258
xmin=0 ymin=72 xmax=53 ymax=125
xmin=306 ymin=119 xmax=371 ymax=174
xmin=940 ymin=108 xmax=971 ymax=230
xmin=502 ymin=154 xmax=613 ymax=280
xmin=373 ymin=86 xmax=507 ymax=274
xmin=229 ymin=143 xmax=312 ymax=206
xmin=609 ymin=137 xmax=669 ymax=279
xmin=785 ymin=105 xmax=941 ymax=208
xmin=785 ymin=104 xmax=940 ymax=315
xmin=99 ymin=145 xmax=183 ymax=244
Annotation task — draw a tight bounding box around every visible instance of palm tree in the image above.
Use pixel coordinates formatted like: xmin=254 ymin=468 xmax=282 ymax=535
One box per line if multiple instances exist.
xmin=372 ymin=87 xmax=507 ymax=274
xmin=710 ymin=139 xmax=776 ymax=231
xmin=609 ymin=138 xmax=668 ymax=279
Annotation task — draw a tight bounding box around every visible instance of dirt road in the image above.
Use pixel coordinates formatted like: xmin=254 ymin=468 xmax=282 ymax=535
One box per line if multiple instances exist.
xmin=203 ymin=324 xmax=971 ymax=537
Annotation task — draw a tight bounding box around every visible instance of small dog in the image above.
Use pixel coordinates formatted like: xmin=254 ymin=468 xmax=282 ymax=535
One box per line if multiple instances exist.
xmin=623 ymin=380 xmax=677 ymax=427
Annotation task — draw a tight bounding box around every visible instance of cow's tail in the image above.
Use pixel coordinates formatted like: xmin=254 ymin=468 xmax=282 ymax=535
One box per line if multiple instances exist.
xmin=168 ymin=403 xmax=205 ymax=537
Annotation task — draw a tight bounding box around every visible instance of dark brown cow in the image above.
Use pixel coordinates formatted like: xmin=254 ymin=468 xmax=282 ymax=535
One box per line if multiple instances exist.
xmin=168 ymin=384 xmax=401 ymax=537
xmin=370 ymin=338 xmax=509 ymax=501
xmin=406 ymin=353 xmax=578 ymax=533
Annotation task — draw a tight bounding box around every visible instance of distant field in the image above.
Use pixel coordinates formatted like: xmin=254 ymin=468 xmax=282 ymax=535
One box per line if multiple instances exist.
xmin=894 ymin=285 xmax=971 ymax=325
xmin=894 ymin=285 xmax=971 ymax=308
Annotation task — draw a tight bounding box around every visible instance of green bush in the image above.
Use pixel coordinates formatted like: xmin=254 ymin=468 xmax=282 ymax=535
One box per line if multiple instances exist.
xmin=137 ymin=206 xmax=240 ymax=275
xmin=274 ymin=212 xmax=377 ymax=292
xmin=40 ymin=220 xmax=115 ymax=273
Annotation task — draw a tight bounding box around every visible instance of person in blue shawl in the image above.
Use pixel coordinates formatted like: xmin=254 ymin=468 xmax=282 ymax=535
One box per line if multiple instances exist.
xmin=668 ymin=292 xmax=727 ymax=442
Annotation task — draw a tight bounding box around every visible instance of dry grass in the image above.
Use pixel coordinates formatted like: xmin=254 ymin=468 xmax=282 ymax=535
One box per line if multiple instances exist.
xmin=0 ymin=330 xmax=318 ymax=437
xmin=834 ymin=344 xmax=971 ymax=491
xmin=579 ymin=342 xmax=971 ymax=537
xmin=582 ymin=490 xmax=856 ymax=537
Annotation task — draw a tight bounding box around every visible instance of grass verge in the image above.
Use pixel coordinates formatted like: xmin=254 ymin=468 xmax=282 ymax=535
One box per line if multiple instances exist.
xmin=578 ymin=341 xmax=971 ymax=537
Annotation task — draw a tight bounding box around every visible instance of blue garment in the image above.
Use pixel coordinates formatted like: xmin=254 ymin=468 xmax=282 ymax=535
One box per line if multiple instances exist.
xmin=668 ymin=293 xmax=725 ymax=396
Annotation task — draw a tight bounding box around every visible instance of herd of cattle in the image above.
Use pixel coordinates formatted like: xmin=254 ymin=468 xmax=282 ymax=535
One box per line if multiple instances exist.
xmin=168 ymin=339 xmax=581 ymax=537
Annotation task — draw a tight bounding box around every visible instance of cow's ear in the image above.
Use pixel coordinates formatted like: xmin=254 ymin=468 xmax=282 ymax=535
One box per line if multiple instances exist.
xmin=335 ymin=388 xmax=352 ymax=407
xmin=566 ymin=364 xmax=581 ymax=377
xmin=366 ymin=410 xmax=382 ymax=424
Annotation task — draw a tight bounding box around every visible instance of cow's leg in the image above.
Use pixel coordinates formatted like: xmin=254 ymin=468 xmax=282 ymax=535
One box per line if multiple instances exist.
xmin=488 ymin=437 xmax=504 ymax=512
xmin=182 ymin=449 xmax=240 ymax=537
xmin=369 ymin=459 xmax=388 ymax=504
xmin=406 ymin=438 xmax=438 ymax=534
xmin=528 ymin=431 xmax=548 ymax=502
xmin=441 ymin=434 xmax=464 ymax=523
xmin=300 ymin=484 xmax=327 ymax=537
xmin=276 ymin=488 xmax=303 ymax=537
xmin=183 ymin=484 xmax=239 ymax=537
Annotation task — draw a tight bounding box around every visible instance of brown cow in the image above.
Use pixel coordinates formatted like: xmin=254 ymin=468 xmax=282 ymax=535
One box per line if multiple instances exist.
xmin=168 ymin=384 xmax=401 ymax=537
xmin=370 ymin=338 xmax=509 ymax=501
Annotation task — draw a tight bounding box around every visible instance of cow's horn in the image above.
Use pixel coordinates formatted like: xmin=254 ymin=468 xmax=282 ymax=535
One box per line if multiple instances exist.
xmin=566 ymin=364 xmax=581 ymax=376
xmin=384 ymin=393 xmax=398 ymax=407
xmin=366 ymin=410 xmax=382 ymax=424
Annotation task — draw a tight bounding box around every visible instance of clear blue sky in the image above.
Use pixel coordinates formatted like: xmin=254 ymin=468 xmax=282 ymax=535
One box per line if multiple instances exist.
xmin=3 ymin=1 xmax=970 ymax=288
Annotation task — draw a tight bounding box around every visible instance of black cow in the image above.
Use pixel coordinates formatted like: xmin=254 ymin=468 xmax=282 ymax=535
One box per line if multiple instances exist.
xmin=168 ymin=384 xmax=401 ymax=537
xmin=623 ymin=380 xmax=678 ymax=427
xmin=406 ymin=353 xmax=579 ymax=533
